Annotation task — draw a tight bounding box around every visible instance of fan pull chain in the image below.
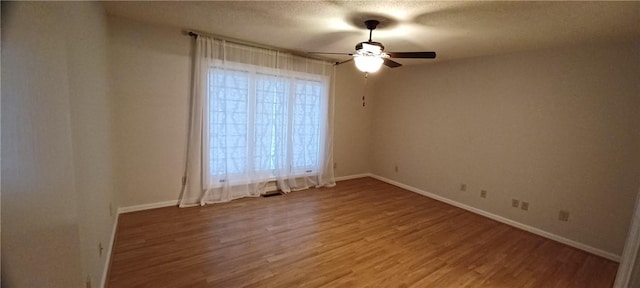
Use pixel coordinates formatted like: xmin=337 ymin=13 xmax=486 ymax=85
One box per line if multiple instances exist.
xmin=363 ymin=72 xmax=368 ymax=107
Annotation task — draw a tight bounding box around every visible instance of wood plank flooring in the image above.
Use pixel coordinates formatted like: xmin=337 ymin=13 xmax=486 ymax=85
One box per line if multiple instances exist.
xmin=107 ymin=177 xmax=618 ymax=287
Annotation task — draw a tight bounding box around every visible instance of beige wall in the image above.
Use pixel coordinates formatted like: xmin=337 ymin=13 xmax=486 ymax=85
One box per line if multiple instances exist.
xmin=109 ymin=17 xmax=191 ymax=207
xmin=108 ymin=16 xmax=371 ymax=207
xmin=333 ymin=64 xmax=375 ymax=178
xmin=2 ymin=2 xmax=117 ymax=287
xmin=370 ymin=42 xmax=640 ymax=255
xmin=65 ymin=3 xmax=118 ymax=287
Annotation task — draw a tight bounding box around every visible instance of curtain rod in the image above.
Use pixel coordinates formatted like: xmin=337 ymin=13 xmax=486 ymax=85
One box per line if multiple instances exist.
xmin=186 ymin=30 xmax=337 ymax=64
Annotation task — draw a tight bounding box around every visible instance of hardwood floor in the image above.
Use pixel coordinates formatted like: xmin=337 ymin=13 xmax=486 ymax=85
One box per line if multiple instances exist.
xmin=107 ymin=177 xmax=618 ymax=287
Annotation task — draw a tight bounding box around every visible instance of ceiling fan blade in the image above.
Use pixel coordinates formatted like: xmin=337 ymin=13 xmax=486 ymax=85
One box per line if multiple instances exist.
xmin=383 ymin=58 xmax=402 ymax=68
xmin=387 ymin=52 xmax=436 ymax=59
xmin=335 ymin=58 xmax=354 ymax=66
xmin=307 ymin=52 xmax=354 ymax=56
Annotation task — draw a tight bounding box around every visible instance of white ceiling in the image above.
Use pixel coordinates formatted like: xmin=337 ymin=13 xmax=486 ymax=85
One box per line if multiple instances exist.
xmin=104 ymin=1 xmax=640 ymax=65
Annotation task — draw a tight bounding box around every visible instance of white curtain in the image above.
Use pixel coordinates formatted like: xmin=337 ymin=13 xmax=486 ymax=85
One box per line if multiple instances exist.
xmin=180 ymin=36 xmax=335 ymax=207
xmin=614 ymin=185 xmax=640 ymax=287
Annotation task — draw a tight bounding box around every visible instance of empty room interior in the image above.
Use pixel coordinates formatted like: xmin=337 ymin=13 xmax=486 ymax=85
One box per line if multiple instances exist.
xmin=2 ymin=1 xmax=640 ymax=287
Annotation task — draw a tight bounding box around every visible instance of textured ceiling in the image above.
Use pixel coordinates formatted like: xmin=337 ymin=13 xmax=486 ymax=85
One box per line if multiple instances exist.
xmin=104 ymin=1 xmax=640 ymax=64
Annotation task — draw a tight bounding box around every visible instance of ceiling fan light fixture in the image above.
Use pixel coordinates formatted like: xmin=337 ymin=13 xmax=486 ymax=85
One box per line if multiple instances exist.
xmin=354 ymin=55 xmax=383 ymax=73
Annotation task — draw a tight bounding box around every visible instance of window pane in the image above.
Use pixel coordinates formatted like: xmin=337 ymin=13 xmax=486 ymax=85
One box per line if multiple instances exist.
xmin=209 ymin=68 xmax=249 ymax=176
xmin=293 ymin=79 xmax=322 ymax=170
xmin=254 ymin=74 xmax=288 ymax=172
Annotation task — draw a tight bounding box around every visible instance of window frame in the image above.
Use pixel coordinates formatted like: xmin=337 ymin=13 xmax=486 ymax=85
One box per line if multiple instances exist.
xmin=205 ymin=60 xmax=330 ymax=187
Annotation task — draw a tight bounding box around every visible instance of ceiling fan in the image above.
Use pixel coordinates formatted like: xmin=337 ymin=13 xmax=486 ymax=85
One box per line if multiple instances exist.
xmin=309 ymin=20 xmax=436 ymax=73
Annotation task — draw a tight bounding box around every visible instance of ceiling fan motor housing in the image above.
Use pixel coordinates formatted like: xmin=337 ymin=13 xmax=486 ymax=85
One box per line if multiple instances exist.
xmin=355 ymin=41 xmax=385 ymax=52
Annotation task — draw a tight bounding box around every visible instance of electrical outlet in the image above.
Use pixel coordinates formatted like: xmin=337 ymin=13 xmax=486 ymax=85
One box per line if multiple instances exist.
xmin=559 ymin=210 xmax=570 ymax=222
xmin=480 ymin=190 xmax=487 ymax=198
xmin=521 ymin=201 xmax=529 ymax=211
xmin=394 ymin=165 xmax=399 ymax=173
xmin=460 ymin=184 xmax=467 ymax=191
xmin=98 ymin=242 xmax=104 ymax=257
xmin=512 ymin=199 xmax=520 ymax=208
xmin=333 ymin=162 xmax=337 ymax=169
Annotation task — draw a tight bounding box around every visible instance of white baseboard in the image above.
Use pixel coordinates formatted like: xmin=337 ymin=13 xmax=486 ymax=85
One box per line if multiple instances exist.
xmin=100 ymin=212 xmax=119 ymax=288
xmin=369 ymin=174 xmax=621 ymax=262
xmin=335 ymin=173 xmax=372 ymax=182
xmin=118 ymin=200 xmax=179 ymax=214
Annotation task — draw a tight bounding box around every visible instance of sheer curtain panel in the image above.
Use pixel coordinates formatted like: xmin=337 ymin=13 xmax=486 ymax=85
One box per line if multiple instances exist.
xmin=180 ymin=36 xmax=335 ymax=207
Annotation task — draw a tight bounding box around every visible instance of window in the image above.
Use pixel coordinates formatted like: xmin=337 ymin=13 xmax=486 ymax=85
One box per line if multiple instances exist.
xmin=207 ymin=64 xmax=327 ymax=185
